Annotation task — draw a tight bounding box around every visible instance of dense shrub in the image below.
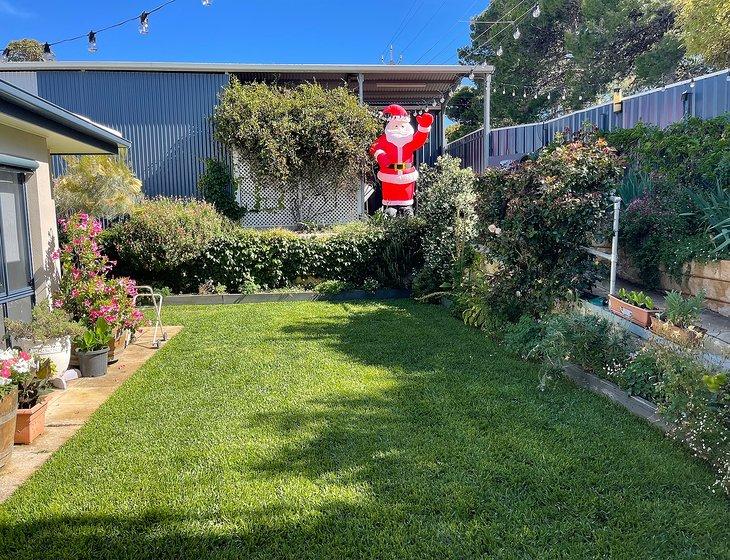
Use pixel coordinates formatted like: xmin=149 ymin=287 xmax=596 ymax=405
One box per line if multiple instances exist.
xmin=605 ymin=116 xmax=730 ymax=192
xmin=197 ymin=158 xmax=245 ymax=222
xmin=104 ymin=198 xmax=226 ymax=290
xmin=192 ymin=219 xmax=423 ymax=293
xmin=605 ymin=116 xmax=730 ymax=284
xmin=412 ymin=155 xmax=476 ymax=296
xmin=473 ymin=128 xmax=623 ymax=318
xmin=107 ymin=202 xmax=423 ymax=293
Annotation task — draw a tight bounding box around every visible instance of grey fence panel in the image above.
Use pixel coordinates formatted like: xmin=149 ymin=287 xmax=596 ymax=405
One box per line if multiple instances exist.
xmin=447 ymin=69 xmax=729 ymax=170
xmin=36 ymin=70 xmax=231 ymax=198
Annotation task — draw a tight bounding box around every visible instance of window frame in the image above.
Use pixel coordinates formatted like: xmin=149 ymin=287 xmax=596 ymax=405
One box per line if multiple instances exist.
xmin=0 ymin=169 xmax=36 ymax=347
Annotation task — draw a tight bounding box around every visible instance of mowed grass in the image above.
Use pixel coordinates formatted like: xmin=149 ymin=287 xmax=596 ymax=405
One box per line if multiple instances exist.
xmin=0 ymin=301 xmax=727 ymax=559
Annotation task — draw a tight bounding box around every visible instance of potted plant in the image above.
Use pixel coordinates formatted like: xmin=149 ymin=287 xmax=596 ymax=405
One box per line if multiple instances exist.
xmin=651 ymin=290 xmax=706 ymax=345
xmin=0 ymin=349 xmax=35 ymax=464
xmin=608 ymin=288 xmax=660 ymax=328
xmin=6 ymin=305 xmax=85 ymax=375
xmin=75 ymin=318 xmax=113 ymax=378
xmin=15 ymin=358 xmax=54 ymax=445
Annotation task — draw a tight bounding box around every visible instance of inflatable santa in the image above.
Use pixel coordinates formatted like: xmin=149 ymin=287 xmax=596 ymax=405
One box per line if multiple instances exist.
xmin=370 ymin=105 xmax=434 ymax=216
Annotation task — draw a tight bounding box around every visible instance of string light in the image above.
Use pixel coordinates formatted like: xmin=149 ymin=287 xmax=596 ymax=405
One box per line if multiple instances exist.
xmin=87 ymin=31 xmax=97 ymax=53
xmin=42 ymin=43 xmax=54 ymax=62
xmin=139 ymin=12 xmax=150 ymax=35
xmin=532 ymin=4 xmax=541 ymax=17
xmin=1 ymin=48 xmax=9 ymax=62
xmin=561 ymin=88 xmax=566 ymax=100
xmin=690 ymin=78 xmax=695 ymax=88
xmin=496 ymin=45 xmax=503 ymax=56
xmin=523 ymin=88 xmax=527 ymax=98
xmin=512 ymin=89 xmax=516 ymax=97
xmin=502 ymin=86 xmax=506 ymax=94
xmin=513 ymin=26 xmax=521 ymax=40
xmin=202 ymin=0 xmax=212 ymax=5
xmin=469 ymin=70 xmax=475 ymax=80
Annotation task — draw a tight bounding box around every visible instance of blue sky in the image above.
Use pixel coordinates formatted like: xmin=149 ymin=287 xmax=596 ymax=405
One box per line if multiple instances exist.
xmin=0 ymin=0 xmax=482 ymax=64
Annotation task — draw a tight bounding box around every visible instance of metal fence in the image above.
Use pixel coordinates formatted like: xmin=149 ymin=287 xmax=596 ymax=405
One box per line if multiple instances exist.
xmin=447 ymin=69 xmax=730 ymax=172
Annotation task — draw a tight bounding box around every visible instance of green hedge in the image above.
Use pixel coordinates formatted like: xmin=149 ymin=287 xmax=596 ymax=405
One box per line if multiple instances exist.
xmin=105 ymin=219 xmax=424 ymax=294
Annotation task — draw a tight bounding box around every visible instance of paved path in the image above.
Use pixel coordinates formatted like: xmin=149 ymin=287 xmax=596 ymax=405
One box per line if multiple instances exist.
xmin=0 ymin=326 xmax=182 ymax=503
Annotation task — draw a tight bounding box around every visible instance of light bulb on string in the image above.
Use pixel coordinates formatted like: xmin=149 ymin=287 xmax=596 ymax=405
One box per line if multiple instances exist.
xmin=523 ymin=89 xmax=527 ymax=98
xmin=502 ymin=87 xmax=506 ymax=94
xmin=513 ymin=27 xmax=521 ymax=40
xmin=532 ymin=4 xmax=541 ymax=17
xmin=432 ymin=100 xmax=437 ymax=108
xmin=689 ymin=78 xmax=695 ymax=88
xmin=202 ymin=0 xmax=212 ymax=5
xmin=533 ymin=92 xmax=538 ymax=99
xmin=440 ymin=95 xmax=445 ymax=103
xmin=1 ymin=48 xmax=9 ymax=62
xmin=139 ymin=12 xmax=150 ymax=35
xmin=87 ymin=31 xmax=97 ymax=53
xmin=496 ymin=45 xmax=503 ymax=56
xmin=42 ymin=43 xmax=54 ymax=62
xmin=578 ymin=94 xmax=583 ymax=101
xmin=468 ymin=70 xmax=475 ymax=80
xmin=512 ymin=89 xmax=515 ymax=97
xmin=547 ymin=92 xmax=551 ymax=100
xmin=561 ymin=88 xmax=566 ymax=100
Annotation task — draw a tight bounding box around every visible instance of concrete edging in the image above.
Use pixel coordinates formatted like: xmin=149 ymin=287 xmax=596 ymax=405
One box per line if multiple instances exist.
xmin=163 ymin=289 xmax=411 ymax=306
xmin=562 ymin=364 xmax=670 ymax=432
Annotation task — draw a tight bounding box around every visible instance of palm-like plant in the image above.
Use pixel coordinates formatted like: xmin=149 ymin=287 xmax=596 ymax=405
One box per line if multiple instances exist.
xmin=687 ymin=182 xmax=730 ymax=254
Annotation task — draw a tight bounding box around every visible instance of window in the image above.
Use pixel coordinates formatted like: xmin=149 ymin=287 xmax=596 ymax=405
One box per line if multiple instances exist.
xmin=0 ymin=170 xmax=34 ymax=347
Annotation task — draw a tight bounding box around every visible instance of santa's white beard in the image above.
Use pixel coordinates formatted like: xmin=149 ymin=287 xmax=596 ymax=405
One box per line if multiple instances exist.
xmin=385 ymin=131 xmax=413 ymax=148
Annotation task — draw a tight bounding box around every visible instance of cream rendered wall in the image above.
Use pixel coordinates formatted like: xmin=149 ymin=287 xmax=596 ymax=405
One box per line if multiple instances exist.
xmin=0 ymin=123 xmax=60 ymax=304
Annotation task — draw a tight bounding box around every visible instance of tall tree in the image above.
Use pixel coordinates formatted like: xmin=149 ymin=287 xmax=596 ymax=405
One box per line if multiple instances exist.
xmin=2 ymin=39 xmax=45 ymax=62
xmin=674 ymin=0 xmax=730 ymax=67
xmin=447 ymin=0 xmax=707 ymax=139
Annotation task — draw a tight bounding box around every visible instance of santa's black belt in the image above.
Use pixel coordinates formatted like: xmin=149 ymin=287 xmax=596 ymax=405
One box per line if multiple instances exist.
xmin=388 ymin=163 xmax=410 ymax=170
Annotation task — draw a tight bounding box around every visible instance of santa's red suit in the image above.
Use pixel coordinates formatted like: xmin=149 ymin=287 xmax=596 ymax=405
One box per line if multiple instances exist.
xmin=370 ymin=105 xmax=434 ymax=207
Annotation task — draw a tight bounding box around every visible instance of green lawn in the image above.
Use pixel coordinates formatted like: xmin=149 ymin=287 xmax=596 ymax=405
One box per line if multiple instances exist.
xmin=0 ymin=301 xmax=727 ymax=559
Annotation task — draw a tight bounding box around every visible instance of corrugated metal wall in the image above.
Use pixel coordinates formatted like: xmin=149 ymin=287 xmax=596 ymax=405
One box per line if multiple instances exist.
xmin=447 ymin=69 xmax=730 ymax=171
xmin=35 ymin=71 xmax=230 ymax=197
xmin=0 ymin=71 xmax=38 ymax=95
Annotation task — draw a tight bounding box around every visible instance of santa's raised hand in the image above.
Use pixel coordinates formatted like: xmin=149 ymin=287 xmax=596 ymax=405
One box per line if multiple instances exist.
xmin=416 ymin=112 xmax=435 ymax=130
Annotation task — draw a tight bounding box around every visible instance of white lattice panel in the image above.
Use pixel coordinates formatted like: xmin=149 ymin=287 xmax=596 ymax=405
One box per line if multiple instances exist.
xmin=233 ymin=154 xmax=361 ymax=229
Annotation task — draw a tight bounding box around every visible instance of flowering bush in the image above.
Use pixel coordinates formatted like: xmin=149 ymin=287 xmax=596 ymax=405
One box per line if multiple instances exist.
xmin=54 ymin=214 xmax=144 ymax=334
xmin=0 ymin=348 xmax=36 ymax=399
xmin=474 ymin=127 xmax=623 ymax=318
xmin=412 ymin=155 xmax=476 ymax=296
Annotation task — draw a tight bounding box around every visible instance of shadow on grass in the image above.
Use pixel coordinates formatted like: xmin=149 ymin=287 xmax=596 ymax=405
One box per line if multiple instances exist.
xmin=0 ymin=301 xmax=726 ymax=559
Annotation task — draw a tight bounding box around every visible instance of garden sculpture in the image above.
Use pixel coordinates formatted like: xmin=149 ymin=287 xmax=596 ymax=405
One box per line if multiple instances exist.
xmin=370 ymin=104 xmax=434 ymax=217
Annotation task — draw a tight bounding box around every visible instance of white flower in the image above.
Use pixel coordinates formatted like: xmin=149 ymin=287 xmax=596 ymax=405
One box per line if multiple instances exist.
xmin=0 ymin=349 xmax=15 ymax=361
xmin=0 ymin=378 xmax=9 ymax=386
xmin=495 ymin=227 xmax=502 ymax=235
xmin=12 ymin=359 xmax=31 ymax=374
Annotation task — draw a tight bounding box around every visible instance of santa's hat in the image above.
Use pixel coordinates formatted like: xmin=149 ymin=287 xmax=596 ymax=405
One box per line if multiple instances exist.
xmin=382 ymin=104 xmax=410 ymax=122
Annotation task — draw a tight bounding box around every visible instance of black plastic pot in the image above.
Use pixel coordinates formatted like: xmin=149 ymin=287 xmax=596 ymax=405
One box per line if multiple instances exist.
xmin=78 ymin=347 xmax=110 ymax=377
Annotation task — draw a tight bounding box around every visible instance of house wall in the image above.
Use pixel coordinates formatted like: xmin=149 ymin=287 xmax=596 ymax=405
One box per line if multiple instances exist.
xmin=0 ymin=124 xmax=60 ymax=304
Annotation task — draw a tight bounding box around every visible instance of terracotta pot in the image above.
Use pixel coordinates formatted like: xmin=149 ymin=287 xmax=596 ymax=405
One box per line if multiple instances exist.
xmin=650 ymin=316 xmax=706 ymax=346
xmin=107 ymin=329 xmax=130 ymax=364
xmin=608 ymin=294 xmax=660 ymax=328
xmin=15 ymin=397 xmax=49 ymax=445
xmin=0 ymin=388 xmax=18 ymax=469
